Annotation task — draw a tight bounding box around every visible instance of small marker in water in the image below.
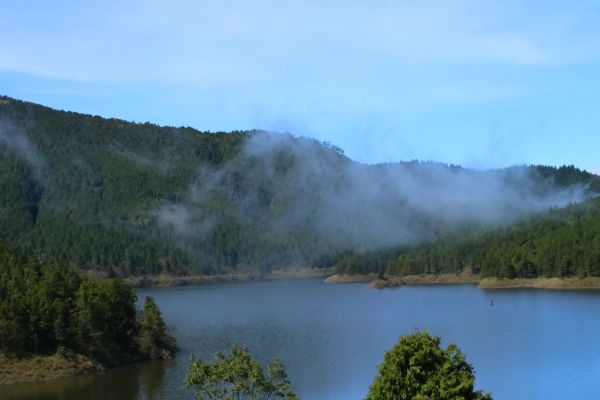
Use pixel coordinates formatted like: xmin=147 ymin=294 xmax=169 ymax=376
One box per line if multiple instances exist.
xmin=490 ymin=300 xmax=494 ymax=306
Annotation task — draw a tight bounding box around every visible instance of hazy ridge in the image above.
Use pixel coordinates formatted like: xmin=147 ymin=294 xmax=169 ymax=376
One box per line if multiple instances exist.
xmin=1 ymin=95 xmax=598 ymax=277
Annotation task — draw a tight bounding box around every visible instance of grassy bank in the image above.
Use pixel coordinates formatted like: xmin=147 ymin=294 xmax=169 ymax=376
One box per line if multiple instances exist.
xmin=0 ymin=353 xmax=101 ymax=386
xmin=328 ymin=268 xmax=600 ymax=291
xmin=478 ymin=276 xmax=600 ymax=290
xmin=324 ymin=273 xmax=379 ymax=283
xmin=126 ymin=267 xmax=333 ymax=288
xmin=367 ymin=269 xmax=480 ymax=289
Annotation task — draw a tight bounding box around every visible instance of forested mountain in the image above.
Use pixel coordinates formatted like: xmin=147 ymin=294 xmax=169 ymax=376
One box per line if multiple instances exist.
xmin=1 ymin=95 xmax=599 ymax=276
xmin=334 ymin=197 xmax=600 ymax=279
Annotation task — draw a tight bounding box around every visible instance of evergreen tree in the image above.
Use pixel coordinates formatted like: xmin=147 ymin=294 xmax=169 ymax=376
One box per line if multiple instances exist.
xmin=0 ymin=242 xmax=175 ymax=364
xmin=137 ymin=296 xmax=176 ymax=359
xmin=366 ymin=331 xmax=492 ymax=400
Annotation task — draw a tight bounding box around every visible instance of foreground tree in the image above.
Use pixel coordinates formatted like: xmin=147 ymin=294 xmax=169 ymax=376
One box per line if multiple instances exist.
xmin=185 ymin=346 xmax=297 ymax=400
xmin=366 ymin=331 xmax=492 ymax=400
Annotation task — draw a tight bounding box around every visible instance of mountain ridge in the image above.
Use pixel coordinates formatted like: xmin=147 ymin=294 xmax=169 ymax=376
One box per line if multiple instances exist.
xmin=1 ymin=95 xmax=598 ymax=276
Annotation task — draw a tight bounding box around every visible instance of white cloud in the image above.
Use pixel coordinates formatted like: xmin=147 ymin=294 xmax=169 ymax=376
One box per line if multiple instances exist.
xmin=1 ymin=0 xmax=599 ymax=85
xmin=2 ymin=0 xmax=600 ymax=175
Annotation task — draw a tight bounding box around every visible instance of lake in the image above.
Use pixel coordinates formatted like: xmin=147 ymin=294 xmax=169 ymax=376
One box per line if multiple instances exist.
xmin=3 ymin=279 xmax=600 ymax=399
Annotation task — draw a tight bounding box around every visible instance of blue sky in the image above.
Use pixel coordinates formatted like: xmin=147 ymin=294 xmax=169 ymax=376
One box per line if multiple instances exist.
xmin=1 ymin=0 xmax=600 ymax=171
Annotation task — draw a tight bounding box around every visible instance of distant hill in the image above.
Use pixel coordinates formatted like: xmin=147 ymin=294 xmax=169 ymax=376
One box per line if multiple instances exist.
xmin=334 ymin=197 xmax=600 ymax=279
xmin=1 ymin=95 xmax=598 ymax=276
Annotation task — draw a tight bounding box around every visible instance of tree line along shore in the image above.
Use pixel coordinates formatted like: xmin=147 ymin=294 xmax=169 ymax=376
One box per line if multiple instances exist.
xmin=0 ymin=242 xmax=176 ymax=386
xmin=330 ymin=197 xmax=600 ymax=285
xmin=327 ymin=271 xmax=600 ymax=290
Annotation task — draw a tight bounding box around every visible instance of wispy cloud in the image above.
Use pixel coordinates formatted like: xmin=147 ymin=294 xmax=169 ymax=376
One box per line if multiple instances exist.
xmin=1 ymin=0 xmax=600 ymax=172
xmin=1 ymin=0 xmax=599 ymax=84
xmin=0 ymin=121 xmax=47 ymax=183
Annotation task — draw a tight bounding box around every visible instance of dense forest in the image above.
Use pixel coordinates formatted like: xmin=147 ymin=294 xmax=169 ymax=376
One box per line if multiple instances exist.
xmin=334 ymin=197 xmax=600 ymax=279
xmin=0 ymin=241 xmax=175 ymax=364
xmin=1 ymin=95 xmax=599 ymax=277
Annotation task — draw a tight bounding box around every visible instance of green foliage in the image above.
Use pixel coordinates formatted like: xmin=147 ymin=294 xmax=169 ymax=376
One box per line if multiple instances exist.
xmin=75 ymin=278 xmax=138 ymax=364
xmin=185 ymin=346 xmax=298 ymax=400
xmin=0 ymin=241 xmax=80 ymax=355
xmin=137 ymin=296 xmax=176 ymax=359
xmin=1 ymin=96 xmax=599 ymax=277
xmin=335 ymin=197 xmax=600 ymax=279
xmin=0 ymin=242 xmax=175 ymax=364
xmin=0 ymin=96 xmax=245 ymax=275
xmin=366 ymin=332 xmax=492 ymax=400
xmin=0 ymin=96 xmax=343 ymax=275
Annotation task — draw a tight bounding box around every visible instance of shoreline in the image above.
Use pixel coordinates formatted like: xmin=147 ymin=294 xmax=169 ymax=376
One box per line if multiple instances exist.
xmin=478 ymin=276 xmax=600 ymax=290
xmin=368 ymin=273 xmax=480 ymax=289
xmin=327 ymin=272 xmax=600 ymax=291
xmin=0 ymin=353 xmax=102 ymax=386
xmin=130 ymin=268 xmax=600 ymax=291
xmin=324 ymin=273 xmax=379 ymax=283
xmin=0 ymin=349 xmax=174 ymax=387
xmin=124 ymin=267 xmax=334 ymax=288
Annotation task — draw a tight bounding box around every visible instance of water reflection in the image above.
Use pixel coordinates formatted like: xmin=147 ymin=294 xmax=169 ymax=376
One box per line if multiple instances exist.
xmin=1 ymin=359 xmax=169 ymax=400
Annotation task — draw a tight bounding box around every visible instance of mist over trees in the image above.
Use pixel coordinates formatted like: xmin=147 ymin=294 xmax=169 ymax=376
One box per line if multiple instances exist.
xmin=1 ymin=96 xmax=598 ymax=277
xmin=334 ymin=197 xmax=600 ymax=279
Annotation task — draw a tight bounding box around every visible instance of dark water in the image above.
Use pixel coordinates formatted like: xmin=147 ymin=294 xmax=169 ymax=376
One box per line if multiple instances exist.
xmin=4 ymin=280 xmax=600 ymax=400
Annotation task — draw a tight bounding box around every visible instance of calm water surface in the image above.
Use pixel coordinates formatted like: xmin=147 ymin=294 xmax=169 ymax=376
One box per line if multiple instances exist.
xmin=3 ymin=279 xmax=600 ymax=399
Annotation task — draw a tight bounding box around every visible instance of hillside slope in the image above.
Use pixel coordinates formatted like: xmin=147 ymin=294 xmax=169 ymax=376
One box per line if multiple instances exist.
xmin=1 ymin=96 xmax=598 ymax=276
xmin=334 ymin=197 xmax=600 ymax=278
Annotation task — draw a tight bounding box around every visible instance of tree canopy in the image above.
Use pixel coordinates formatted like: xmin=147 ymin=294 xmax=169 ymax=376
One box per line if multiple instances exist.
xmin=366 ymin=332 xmax=492 ymax=400
xmin=0 ymin=241 xmax=175 ymax=364
xmin=185 ymin=346 xmax=298 ymax=400
xmin=1 ymin=96 xmax=598 ymax=278
xmin=335 ymin=197 xmax=600 ymax=279
xmin=137 ymin=296 xmax=176 ymax=360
